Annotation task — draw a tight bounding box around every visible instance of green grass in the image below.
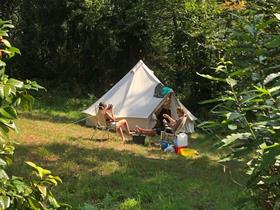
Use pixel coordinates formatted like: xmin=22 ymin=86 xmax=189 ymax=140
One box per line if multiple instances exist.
xmin=29 ymin=93 xmax=93 ymax=121
xmin=8 ymin=96 xmax=253 ymax=210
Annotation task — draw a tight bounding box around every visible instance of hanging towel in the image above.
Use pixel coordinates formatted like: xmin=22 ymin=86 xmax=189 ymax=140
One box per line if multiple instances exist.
xmin=153 ymin=83 xmax=173 ymax=98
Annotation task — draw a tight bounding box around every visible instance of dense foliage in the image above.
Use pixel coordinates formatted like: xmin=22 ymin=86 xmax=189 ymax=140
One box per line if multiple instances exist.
xmin=0 ymin=0 xmax=222 ymax=115
xmin=0 ymin=20 xmax=69 ymax=209
xmin=198 ymin=2 xmax=280 ymax=209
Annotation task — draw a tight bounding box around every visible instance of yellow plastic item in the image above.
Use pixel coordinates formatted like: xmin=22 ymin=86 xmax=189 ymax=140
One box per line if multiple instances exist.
xmin=178 ymin=148 xmax=199 ymax=158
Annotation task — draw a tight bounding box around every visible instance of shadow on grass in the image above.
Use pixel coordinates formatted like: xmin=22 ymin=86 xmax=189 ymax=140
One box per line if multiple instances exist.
xmin=10 ymin=142 xmax=249 ymax=210
xmin=19 ymin=111 xmax=88 ymax=125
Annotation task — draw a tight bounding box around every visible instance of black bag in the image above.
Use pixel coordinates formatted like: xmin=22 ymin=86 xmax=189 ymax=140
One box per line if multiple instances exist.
xmin=132 ymin=135 xmax=146 ymax=145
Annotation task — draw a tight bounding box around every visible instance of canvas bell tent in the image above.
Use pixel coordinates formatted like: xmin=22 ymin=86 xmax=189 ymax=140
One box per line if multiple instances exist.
xmin=83 ymin=60 xmax=196 ymax=131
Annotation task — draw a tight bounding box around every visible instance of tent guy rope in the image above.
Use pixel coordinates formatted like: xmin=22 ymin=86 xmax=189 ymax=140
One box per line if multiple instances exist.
xmin=60 ymin=115 xmax=94 ymax=129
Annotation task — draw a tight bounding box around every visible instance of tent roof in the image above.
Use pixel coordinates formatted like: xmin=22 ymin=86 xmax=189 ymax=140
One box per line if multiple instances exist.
xmin=83 ymin=60 xmax=164 ymax=118
xmin=83 ymin=60 xmax=197 ymax=120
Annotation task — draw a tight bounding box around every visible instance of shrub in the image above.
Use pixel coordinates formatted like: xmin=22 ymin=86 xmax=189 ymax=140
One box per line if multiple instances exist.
xmin=0 ymin=20 xmax=70 ymax=209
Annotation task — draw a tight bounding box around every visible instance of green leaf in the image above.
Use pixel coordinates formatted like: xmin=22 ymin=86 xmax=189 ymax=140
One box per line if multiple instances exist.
xmin=254 ymin=85 xmax=270 ymax=95
xmin=0 ymin=169 xmax=9 ymax=179
xmin=220 ymin=133 xmax=251 ymax=148
xmin=11 ymin=178 xmax=32 ymax=195
xmin=197 ymin=121 xmax=221 ymax=128
xmin=264 ymin=72 xmax=280 ymax=85
xmin=28 ymin=197 xmax=43 ymax=210
xmin=7 ymin=47 xmax=21 ymax=55
xmin=0 ymin=107 xmax=17 ymax=119
xmin=7 ymin=78 xmax=24 ymax=88
xmin=3 ymin=145 xmax=15 ymax=154
xmin=196 ymin=72 xmax=226 ymax=82
xmin=0 ymin=196 xmax=10 ymax=209
xmin=48 ymin=175 xmax=62 ymax=185
xmin=226 ymin=78 xmax=237 ymax=87
xmin=0 ymin=85 xmax=4 ymax=99
xmin=48 ymin=195 xmax=60 ymax=208
xmin=4 ymin=84 xmax=11 ymax=98
xmin=260 ymin=143 xmax=279 ymax=151
xmin=25 ymin=80 xmax=45 ymax=91
xmin=0 ymin=123 xmax=9 ymax=136
xmin=251 ymin=144 xmax=280 ymax=178
xmin=263 ymin=174 xmax=280 ymax=185
xmin=246 ymin=24 xmax=255 ymax=36
xmin=0 ymin=20 xmax=11 ymax=25
xmin=37 ymin=185 xmax=47 ymax=198
xmin=0 ymin=118 xmax=11 ymax=125
xmin=26 ymin=161 xmax=51 ymax=179
xmin=0 ymin=158 xmax=7 ymax=167
xmin=0 ymin=60 xmax=6 ymax=67
xmin=2 ymin=23 xmax=14 ymax=29
xmin=0 ymin=31 xmax=8 ymax=36
xmin=215 ymin=65 xmax=227 ymax=73
xmin=21 ymin=95 xmax=35 ymax=110
xmin=228 ymin=124 xmax=237 ymax=130
xmin=240 ymin=94 xmax=262 ymax=105
xmin=269 ymin=86 xmax=280 ymax=94
xmin=1 ymin=39 xmax=11 ymax=47
xmin=229 ymin=69 xmax=249 ymax=77
xmin=226 ymin=112 xmax=243 ymax=121
xmin=48 ymin=178 xmax=58 ymax=186
xmin=275 ymin=13 xmax=280 ymax=20
xmin=0 ymin=121 xmax=18 ymax=132
xmin=232 ymin=145 xmax=255 ymax=159
xmin=266 ymin=35 xmax=280 ymax=48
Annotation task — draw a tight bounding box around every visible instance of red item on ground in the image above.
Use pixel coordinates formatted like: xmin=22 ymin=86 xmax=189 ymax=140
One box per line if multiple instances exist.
xmin=174 ymin=146 xmax=188 ymax=154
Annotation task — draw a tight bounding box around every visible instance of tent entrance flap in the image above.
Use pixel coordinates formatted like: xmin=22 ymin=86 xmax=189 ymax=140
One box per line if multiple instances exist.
xmin=150 ymin=93 xmax=179 ymax=119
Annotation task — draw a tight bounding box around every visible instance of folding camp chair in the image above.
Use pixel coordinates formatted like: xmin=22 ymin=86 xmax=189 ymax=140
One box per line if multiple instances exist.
xmin=160 ymin=116 xmax=187 ymax=141
xmin=91 ymin=110 xmax=111 ymax=140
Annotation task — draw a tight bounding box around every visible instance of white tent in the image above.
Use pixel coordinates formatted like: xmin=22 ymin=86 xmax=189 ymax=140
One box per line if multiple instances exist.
xmin=83 ymin=60 xmax=196 ymax=131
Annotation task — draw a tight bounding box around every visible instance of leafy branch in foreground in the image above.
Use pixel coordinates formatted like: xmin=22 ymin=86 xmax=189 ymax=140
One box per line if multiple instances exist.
xmin=197 ymin=4 xmax=280 ymax=207
xmin=198 ymin=60 xmax=280 ymax=209
xmin=197 ymin=10 xmax=280 ymax=207
xmin=0 ymin=19 xmax=70 ymax=209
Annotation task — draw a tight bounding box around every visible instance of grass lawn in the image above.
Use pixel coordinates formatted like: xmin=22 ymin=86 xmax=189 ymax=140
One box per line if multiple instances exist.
xmin=8 ymin=97 xmax=252 ymax=210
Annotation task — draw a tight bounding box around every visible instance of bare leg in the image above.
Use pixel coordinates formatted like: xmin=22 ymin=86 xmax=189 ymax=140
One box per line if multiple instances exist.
xmin=124 ymin=121 xmax=133 ymax=135
xmin=135 ymin=125 xmax=156 ymax=136
xmin=116 ymin=127 xmax=126 ymax=143
xmin=117 ymin=120 xmax=132 ymax=135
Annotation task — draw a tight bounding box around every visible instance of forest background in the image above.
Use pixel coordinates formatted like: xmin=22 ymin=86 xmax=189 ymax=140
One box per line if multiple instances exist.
xmin=3 ymin=0 xmax=276 ymax=118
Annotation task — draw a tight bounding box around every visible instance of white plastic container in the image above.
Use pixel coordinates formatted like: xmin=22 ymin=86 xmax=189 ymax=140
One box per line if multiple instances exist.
xmin=175 ymin=133 xmax=188 ymax=147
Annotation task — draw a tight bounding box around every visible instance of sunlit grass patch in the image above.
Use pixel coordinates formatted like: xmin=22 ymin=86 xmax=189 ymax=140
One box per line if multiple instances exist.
xmin=119 ymin=198 xmax=141 ymax=210
xmin=97 ymin=160 xmax=123 ymax=176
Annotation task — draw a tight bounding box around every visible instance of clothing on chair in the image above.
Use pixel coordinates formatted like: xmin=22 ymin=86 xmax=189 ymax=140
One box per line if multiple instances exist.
xmin=108 ymin=121 xmax=116 ymax=130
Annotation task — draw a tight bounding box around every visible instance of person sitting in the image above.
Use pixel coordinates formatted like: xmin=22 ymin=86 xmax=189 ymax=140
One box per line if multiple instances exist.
xmin=98 ymin=102 xmax=132 ymax=143
xmin=163 ymin=107 xmax=188 ymax=134
xmin=134 ymin=108 xmax=170 ymax=136
xmin=135 ymin=107 xmax=189 ymax=136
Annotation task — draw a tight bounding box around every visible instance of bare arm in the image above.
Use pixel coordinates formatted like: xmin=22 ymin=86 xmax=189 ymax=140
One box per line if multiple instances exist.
xmin=105 ymin=105 xmax=115 ymax=118
xmin=172 ymin=118 xmax=183 ymax=132
xmin=163 ymin=114 xmax=176 ymax=126
xmin=104 ymin=111 xmax=115 ymax=121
